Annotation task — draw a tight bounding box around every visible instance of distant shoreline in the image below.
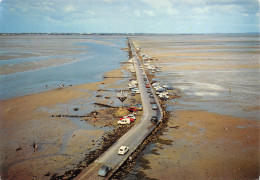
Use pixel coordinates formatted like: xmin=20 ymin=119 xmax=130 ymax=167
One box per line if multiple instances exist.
xmin=0 ymin=32 xmax=259 ymax=36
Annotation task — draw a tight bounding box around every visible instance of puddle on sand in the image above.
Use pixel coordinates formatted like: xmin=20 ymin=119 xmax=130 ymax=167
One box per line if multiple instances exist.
xmin=58 ymin=120 xmax=113 ymax=154
xmin=38 ymin=95 xmax=115 ymax=158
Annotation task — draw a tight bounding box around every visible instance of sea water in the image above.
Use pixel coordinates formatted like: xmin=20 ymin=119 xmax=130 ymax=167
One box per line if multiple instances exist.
xmin=0 ymin=35 xmax=128 ymax=99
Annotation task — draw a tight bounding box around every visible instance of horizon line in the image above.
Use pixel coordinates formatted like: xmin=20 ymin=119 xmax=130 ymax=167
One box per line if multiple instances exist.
xmin=0 ymin=32 xmax=259 ymax=35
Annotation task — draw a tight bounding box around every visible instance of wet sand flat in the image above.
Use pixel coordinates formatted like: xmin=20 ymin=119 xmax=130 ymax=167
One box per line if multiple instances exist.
xmin=142 ymin=110 xmax=259 ymax=180
xmin=128 ymin=34 xmax=260 ymax=179
xmin=0 ymin=58 xmax=78 ymax=75
xmin=0 ymin=66 xmax=127 ymax=179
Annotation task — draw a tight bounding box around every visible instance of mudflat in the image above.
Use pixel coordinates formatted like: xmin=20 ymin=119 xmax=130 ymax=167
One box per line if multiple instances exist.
xmin=127 ymin=35 xmax=260 ymax=180
xmin=0 ymin=66 xmax=128 ymax=179
xmin=142 ymin=110 xmax=259 ymax=179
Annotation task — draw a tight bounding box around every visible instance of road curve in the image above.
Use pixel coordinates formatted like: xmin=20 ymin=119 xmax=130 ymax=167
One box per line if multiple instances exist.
xmin=74 ymin=38 xmax=163 ymax=180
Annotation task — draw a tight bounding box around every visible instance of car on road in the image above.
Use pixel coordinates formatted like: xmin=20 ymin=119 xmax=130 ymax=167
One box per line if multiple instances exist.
xmin=151 ymin=116 xmax=158 ymax=123
xmin=98 ymin=165 xmax=111 ymax=177
xmin=118 ymin=118 xmax=131 ymax=125
xmin=152 ymin=104 xmax=158 ymax=110
xmin=149 ymin=94 xmax=154 ymax=98
xmin=144 ymin=78 xmax=147 ymax=81
xmin=118 ymin=146 xmax=129 ymax=155
xmin=147 ymin=89 xmax=151 ymax=93
xmin=145 ymin=84 xmax=150 ymax=88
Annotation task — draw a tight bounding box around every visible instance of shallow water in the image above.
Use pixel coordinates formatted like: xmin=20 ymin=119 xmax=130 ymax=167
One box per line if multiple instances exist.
xmin=0 ymin=35 xmax=128 ymax=100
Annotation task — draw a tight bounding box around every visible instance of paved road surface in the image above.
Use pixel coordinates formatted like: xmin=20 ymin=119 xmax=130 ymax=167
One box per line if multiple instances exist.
xmin=75 ymin=38 xmax=163 ymax=180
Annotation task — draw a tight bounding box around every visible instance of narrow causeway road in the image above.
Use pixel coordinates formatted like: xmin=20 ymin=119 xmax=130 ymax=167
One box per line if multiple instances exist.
xmin=75 ymin=38 xmax=163 ymax=180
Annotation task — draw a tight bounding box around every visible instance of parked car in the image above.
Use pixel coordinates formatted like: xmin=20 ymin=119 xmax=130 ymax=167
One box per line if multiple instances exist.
xmin=150 ymin=99 xmax=156 ymax=104
xmin=144 ymin=78 xmax=147 ymax=81
xmin=118 ymin=146 xmax=129 ymax=155
xmin=149 ymin=94 xmax=154 ymax=98
xmin=127 ymin=107 xmax=138 ymax=112
xmin=152 ymin=104 xmax=158 ymax=110
xmin=151 ymin=116 xmax=158 ymax=123
xmin=151 ymin=80 xmax=157 ymax=84
xmin=147 ymin=89 xmax=151 ymax=93
xmin=118 ymin=118 xmax=131 ymax=125
xmin=98 ymin=165 xmax=111 ymax=177
xmin=132 ymin=88 xmax=139 ymax=92
xmin=145 ymin=84 xmax=150 ymax=88
xmin=131 ymin=92 xmax=135 ymax=96
xmin=127 ymin=114 xmax=136 ymax=120
xmin=134 ymin=104 xmax=143 ymax=111
xmin=122 ymin=116 xmax=134 ymax=122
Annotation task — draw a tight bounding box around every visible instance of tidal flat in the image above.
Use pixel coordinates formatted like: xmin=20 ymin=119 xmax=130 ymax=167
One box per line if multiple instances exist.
xmin=124 ymin=34 xmax=259 ymax=180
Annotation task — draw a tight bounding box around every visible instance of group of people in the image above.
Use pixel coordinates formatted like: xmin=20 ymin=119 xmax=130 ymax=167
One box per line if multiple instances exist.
xmin=56 ymin=84 xmax=65 ymax=89
xmin=45 ymin=84 xmax=65 ymax=89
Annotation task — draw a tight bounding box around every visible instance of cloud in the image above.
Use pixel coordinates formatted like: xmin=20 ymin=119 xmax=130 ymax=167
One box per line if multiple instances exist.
xmin=140 ymin=0 xmax=178 ymax=15
xmin=144 ymin=10 xmax=155 ymax=16
xmin=1 ymin=0 xmax=259 ymax=33
xmin=101 ymin=0 xmax=120 ymax=2
xmin=134 ymin=10 xmax=141 ymax=17
xmin=119 ymin=6 xmax=128 ymax=12
xmin=242 ymin=13 xmax=249 ymax=17
xmin=193 ymin=7 xmax=210 ymax=14
xmin=88 ymin=11 xmax=95 ymax=16
xmin=64 ymin=4 xmax=76 ymax=12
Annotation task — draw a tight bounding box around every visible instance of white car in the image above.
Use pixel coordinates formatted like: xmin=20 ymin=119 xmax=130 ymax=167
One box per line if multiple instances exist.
xmin=118 ymin=118 xmax=131 ymax=125
xmin=127 ymin=114 xmax=136 ymax=120
xmin=152 ymin=104 xmax=158 ymax=110
xmin=118 ymin=146 xmax=129 ymax=155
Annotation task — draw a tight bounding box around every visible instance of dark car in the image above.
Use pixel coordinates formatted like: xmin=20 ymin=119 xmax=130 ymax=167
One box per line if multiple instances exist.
xmin=147 ymin=89 xmax=151 ymax=93
xmin=150 ymin=99 xmax=156 ymax=104
xmin=144 ymin=78 xmax=147 ymax=81
xmin=127 ymin=107 xmax=137 ymax=112
xmin=98 ymin=165 xmax=111 ymax=177
xmin=151 ymin=116 xmax=158 ymax=123
xmin=131 ymin=92 xmax=135 ymax=96
xmin=149 ymin=94 xmax=154 ymax=98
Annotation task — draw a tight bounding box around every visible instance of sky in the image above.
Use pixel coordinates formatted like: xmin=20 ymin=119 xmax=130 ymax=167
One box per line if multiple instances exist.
xmin=0 ymin=0 xmax=259 ymax=33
